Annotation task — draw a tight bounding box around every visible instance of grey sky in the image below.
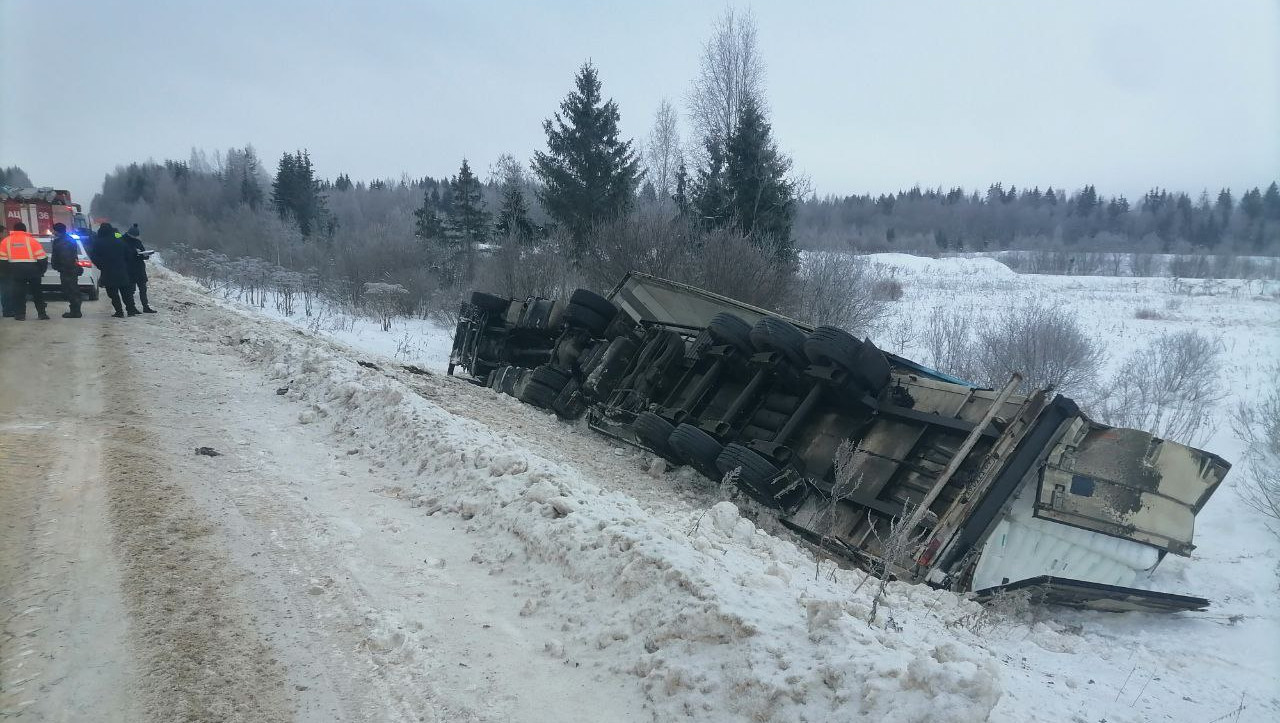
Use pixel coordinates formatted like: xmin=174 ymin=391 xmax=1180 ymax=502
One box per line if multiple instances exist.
xmin=2 ymin=0 xmax=1276 ymax=205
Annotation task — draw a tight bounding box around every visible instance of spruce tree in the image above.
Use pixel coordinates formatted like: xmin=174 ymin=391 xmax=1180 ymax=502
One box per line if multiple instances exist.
xmin=494 ymin=183 xmax=536 ymax=244
xmin=672 ymin=162 xmax=690 ymax=217
xmin=1264 ymin=182 xmax=1280 ymax=220
xmin=692 ymin=96 xmax=795 ymax=261
xmin=450 ymin=159 xmax=489 ymax=249
xmin=532 ymin=61 xmax=641 ymax=257
xmin=270 ymin=150 xmax=328 ymax=236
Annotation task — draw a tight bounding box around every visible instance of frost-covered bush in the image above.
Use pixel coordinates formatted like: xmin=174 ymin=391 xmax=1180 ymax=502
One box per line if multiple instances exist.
xmin=789 ymin=252 xmax=893 ymax=335
xmin=363 ymin=282 xmax=409 ymax=331
xmin=1231 ymin=366 xmax=1280 ymax=529
xmin=969 ymin=302 xmax=1105 ymax=396
xmin=1094 ymin=331 xmax=1224 ymax=446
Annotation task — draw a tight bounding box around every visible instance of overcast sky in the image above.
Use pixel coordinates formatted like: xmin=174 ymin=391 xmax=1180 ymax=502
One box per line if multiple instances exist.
xmin=2 ymin=0 xmax=1277 ymax=205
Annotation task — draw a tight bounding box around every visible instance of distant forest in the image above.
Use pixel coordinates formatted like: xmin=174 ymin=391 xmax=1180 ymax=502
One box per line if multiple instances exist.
xmin=794 ymin=182 xmax=1280 ymax=256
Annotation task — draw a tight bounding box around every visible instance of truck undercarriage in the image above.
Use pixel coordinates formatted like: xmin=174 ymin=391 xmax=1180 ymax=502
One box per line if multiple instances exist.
xmin=449 ymin=272 xmax=1230 ymax=613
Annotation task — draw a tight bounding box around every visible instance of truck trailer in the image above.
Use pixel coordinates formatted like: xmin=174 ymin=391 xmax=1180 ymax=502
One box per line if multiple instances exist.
xmin=449 ymin=272 xmax=1229 ymax=613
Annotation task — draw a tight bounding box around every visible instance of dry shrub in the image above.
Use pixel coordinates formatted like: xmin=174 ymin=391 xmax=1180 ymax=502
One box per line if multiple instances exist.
xmin=1134 ymin=308 xmax=1163 ymax=320
xmin=579 ymin=211 xmax=693 ymax=292
xmin=969 ymin=302 xmax=1105 ymax=396
xmin=1095 ymin=330 xmax=1224 ymax=446
xmin=922 ymin=304 xmax=979 ymax=381
xmin=686 ymin=228 xmax=794 ymax=311
xmin=789 ymin=252 xmax=893 ymax=335
xmin=472 ymin=234 xmax=579 ymax=300
xmin=1231 ymin=366 xmax=1280 ymax=530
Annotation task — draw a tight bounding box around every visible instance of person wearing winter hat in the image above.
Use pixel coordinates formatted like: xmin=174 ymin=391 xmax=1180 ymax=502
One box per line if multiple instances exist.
xmin=49 ymin=222 xmax=85 ymax=317
xmin=121 ymin=223 xmax=155 ymax=313
xmin=88 ymin=223 xmax=140 ymax=317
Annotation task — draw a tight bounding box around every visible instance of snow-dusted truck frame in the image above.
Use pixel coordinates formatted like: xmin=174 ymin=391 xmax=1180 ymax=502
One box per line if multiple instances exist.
xmin=448 ymin=272 xmax=1230 ymax=613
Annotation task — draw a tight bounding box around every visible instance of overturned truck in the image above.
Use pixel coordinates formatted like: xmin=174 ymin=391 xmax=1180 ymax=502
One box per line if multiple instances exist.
xmin=449 ymin=273 xmax=1230 ymax=613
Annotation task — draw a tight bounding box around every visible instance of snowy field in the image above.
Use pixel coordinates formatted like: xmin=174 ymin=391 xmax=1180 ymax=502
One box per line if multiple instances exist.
xmin=188 ymin=254 xmax=1280 ymax=723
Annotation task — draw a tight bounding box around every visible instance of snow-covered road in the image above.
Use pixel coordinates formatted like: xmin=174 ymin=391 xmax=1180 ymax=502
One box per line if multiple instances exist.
xmin=2 ymin=262 xmax=1276 ymax=722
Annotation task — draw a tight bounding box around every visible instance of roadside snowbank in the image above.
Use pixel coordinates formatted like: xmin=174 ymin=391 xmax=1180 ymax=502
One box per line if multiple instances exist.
xmin=168 ymin=251 xmax=1280 ymax=723
xmin=168 ymin=268 xmax=1006 ymax=722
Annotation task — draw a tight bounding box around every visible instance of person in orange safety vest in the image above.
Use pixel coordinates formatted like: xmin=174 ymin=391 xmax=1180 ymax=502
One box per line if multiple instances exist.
xmin=0 ymin=221 xmax=50 ymax=320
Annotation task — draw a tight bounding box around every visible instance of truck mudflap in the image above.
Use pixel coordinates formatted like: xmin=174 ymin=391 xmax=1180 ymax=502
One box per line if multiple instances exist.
xmin=973 ymin=575 xmax=1209 ymax=613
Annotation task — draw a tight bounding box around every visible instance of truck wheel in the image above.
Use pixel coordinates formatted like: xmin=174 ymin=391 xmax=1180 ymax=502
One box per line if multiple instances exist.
xmin=564 ymin=303 xmax=609 ymax=336
xmin=750 ymin=317 xmax=807 ymax=367
xmin=470 ymin=291 xmax=509 ymax=314
xmin=569 ymin=288 xmax=617 ymax=318
xmin=553 ymin=379 xmax=587 ymax=419
xmin=803 ymin=325 xmax=862 ymax=370
xmin=715 ymin=443 xmax=780 ymax=490
xmin=707 ymin=313 xmax=753 ymax=355
xmin=632 ymin=411 xmax=676 ymax=456
xmin=500 ymin=367 xmax=522 ymax=395
xmin=668 ymin=424 xmax=724 ymax=480
xmin=529 ymin=364 xmax=570 ymax=392
xmin=518 ymin=379 xmax=559 ymax=409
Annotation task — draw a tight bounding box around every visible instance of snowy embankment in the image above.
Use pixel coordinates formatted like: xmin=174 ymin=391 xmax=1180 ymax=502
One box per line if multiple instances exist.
xmin=176 ymin=252 xmax=1279 ymax=723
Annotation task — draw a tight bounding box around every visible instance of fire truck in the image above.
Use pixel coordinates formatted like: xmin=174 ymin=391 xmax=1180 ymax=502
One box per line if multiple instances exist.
xmin=0 ymin=186 xmax=99 ymax=299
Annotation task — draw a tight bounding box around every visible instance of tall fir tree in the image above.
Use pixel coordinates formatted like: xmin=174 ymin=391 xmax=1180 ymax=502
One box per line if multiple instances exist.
xmin=672 ymin=162 xmax=690 ymax=217
xmin=450 ymin=159 xmax=489 ymax=250
xmin=691 ymin=96 xmax=795 ymax=261
xmin=494 ymin=183 xmax=537 ymax=244
xmin=270 ymin=150 xmax=328 ymax=236
xmin=532 ymin=61 xmax=642 ymax=257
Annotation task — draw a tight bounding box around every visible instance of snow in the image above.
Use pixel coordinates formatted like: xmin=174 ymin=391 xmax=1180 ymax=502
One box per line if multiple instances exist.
xmin=168 ymin=252 xmax=1280 ymax=723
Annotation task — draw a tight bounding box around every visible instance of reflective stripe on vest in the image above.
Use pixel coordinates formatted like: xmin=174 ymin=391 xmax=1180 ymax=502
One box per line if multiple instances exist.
xmin=0 ymin=231 xmax=47 ymax=263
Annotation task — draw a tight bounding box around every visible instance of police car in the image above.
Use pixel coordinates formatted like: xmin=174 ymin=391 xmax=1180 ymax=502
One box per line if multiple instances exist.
xmin=38 ymin=228 xmax=100 ymax=301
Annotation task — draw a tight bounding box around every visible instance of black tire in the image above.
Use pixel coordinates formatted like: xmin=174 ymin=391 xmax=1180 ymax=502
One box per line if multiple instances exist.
xmin=632 ymin=411 xmax=676 ymax=454
xmin=564 ymin=303 xmax=609 ymax=336
xmin=500 ymin=367 xmax=521 ymax=395
xmin=529 ymin=364 xmax=571 ymax=392
xmin=852 ymin=338 xmax=892 ymax=395
xmin=86 ymin=285 xmax=100 ymax=302
xmin=668 ymin=423 xmax=724 ymax=479
xmin=519 ymin=299 xmax=555 ymax=329
xmin=706 ymin=313 xmax=753 ymax=355
xmin=519 ymin=380 xmax=559 ymax=409
xmin=569 ymin=288 xmax=617 ymax=318
xmin=715 ymin=443 xmax=780 ymax=489
xmin=470 ymin=291 xmax=509 ymax=314
xmin=803 ymin=325 xmax=862 ymax=370
xmin=553 ymin=378 xmax=587 ymax=419
xmin=750 ymin=317 xmax=808 ymax=367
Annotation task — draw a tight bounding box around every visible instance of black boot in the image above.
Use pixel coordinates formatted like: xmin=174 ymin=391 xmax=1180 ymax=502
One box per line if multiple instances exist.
xmin=143 ymin=306 xmax=157 ymax=313
xmin=111 ymin=310 xmax=125 ymax=318
xmin=63 ymin=308 xmax=82 ymax=318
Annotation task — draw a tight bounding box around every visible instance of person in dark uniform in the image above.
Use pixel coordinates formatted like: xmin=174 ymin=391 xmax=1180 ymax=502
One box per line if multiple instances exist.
xmin=49 ymin=223 xmax=84 ymax=318
xmin=88 ymin=223 xmax=140 ymax=318
xmin=121 ymin=223 xmax=155 ymax=313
